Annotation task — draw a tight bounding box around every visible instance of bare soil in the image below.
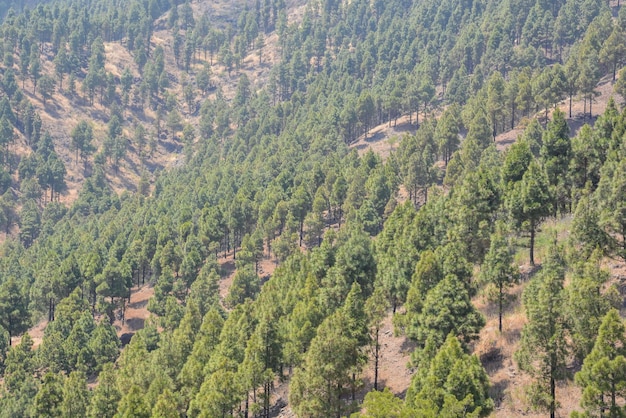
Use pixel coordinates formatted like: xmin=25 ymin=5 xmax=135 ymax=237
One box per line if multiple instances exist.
xmin=352 ymin=116 xmax=416 ymax=159
xmin=9 ymin=317 xmax=47 ymax=349
xmin=113 ymin=284 xmax=155 ymax=337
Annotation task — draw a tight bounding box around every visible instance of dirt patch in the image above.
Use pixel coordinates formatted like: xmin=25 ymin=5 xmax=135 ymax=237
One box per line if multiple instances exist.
xmin=360 ymin=312 xmax=416 ymax=397
xmin=350 ymin=115 xmax=418 ymax=159
xmin=10 ymin=318 xmax=47 ymax=349
xmin=113 ymin=284 xmax=155 ymax=337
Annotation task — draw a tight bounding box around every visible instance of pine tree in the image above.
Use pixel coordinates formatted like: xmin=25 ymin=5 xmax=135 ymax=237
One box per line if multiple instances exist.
xmin=61 ymin=371 xmax=90 ymax=418
xmin=616 ymin=67 xmax=626 ymax=103
xmin=571 ymin=193 xmax=609 ymax=259
xmin=574 ymin=309 xmax=626 ymax=418
xmin=33 ymin=372 xmax=64 ymax=418
xmin=487 ymin=71 xmax=506 ymax=139
xmin=0 ymin=276 xmax=31 ymax=341
xmin=540 ymin=108 xmax=571 ymax=213
xmin=0 ymin=324 xmax=9 ymax=372
xmin=225 ymin=265 xmax=260 ymax=308
xmin=599 ymin=27 xmax=626 ymax=82
xmin=506 ymin=159 xmax=552 ymax=265
xmin=365 ymin=287 xmax=389 ymax=391
xmin=290 ymin=310 xmax=363 ymax=418
xmin=89 ymin=320 xmax=120 ymax=371
xmin=189 ymin=368 xmax=242 ymax=418
xmin=151 ymin=389 xmax=181 ymax=418
xmin=599 ymin=157 xmax=626 ymax=261
xmin=408 ymin=273 xmax=485 ymax=351
xmin=567 ymin=252 xmax=618 ymax=362
xmin=480 ymin=223 xmax=520 ymax=333
xmin=515 ymin=251 xmax=568 ymax=418
xmin=355 ymin=388 xmax=422 ymax=417
xmin=502 ymin=140 xmax=532 ymax=186
xmin=115 ymin=385 xmax=150 ymax=418
xmin=88 ymin=363 xmax=121 ymax=418
xmin=406 ymin=334 xmax=493 ymax=417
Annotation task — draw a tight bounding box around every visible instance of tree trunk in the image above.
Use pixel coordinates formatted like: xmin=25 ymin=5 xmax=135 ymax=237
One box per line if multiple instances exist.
xmin=611 ymin=380 xmax=617 ymax=416
xmin=337 ymin=382 xmax=342 ymax=418
xmin=550 ymin=376 xmax=556 ymax=418
xmin=529 ymin=220 xmax=536 ymax=266
xmin=511 ymin=103 xmax=516 ymax=129
xmin=498 ymin=282 xmax=503 ymax=333
xmin=374 ymin=328 xmax=380 ymax=391
xmin=569 ymin=93 xmax=572 ymax=118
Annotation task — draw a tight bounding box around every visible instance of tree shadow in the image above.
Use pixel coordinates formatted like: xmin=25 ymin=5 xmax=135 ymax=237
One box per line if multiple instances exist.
xmin=125 ymin=317 xmax=145 ymax=332
xmin=489 ymin=378 xmax=510 ymax=408
xmin=120 ymin=332 xmax=134 ymax=346
xmin=400 ymin=337 xmax=417 ymax=353
xmin=220 ymin=259 xmax=236 ymax=278
xmin=268 ymin=397 xmax=288 ymax=418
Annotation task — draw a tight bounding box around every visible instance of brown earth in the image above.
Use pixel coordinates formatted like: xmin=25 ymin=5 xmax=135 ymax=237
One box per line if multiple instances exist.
xmin=113 ymin=284 xmax=155 ymax=337
xmin=9 ymin=317 xmax=47 ymax=349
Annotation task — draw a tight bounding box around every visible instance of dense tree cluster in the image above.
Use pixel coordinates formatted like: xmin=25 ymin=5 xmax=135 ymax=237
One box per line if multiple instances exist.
xmin=0 ymin=0 xmax=625 ymax=417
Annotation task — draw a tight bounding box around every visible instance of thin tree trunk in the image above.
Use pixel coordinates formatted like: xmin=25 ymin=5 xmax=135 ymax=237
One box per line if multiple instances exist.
xmin=499 ymin=282 xmax=503 ymax=333
xmin=550 ymin=376 xmax=556 ymax=418
xmin=374 ymin=328 xmax=380 ymax=390
xmin=569 ymin=93 xmax=572 ymax=118
xmin=511 ymin=103 xmax=516 ymax=129
xmin=337 ymin=382 xmax=342 ymax=418
xmin=530 ymin=220 xmax=536 ymax=266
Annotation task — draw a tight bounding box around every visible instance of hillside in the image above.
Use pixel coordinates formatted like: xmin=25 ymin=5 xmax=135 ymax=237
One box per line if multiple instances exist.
xmin=1 ymin=1 xmax=626 ymax=418
xmin=3 ymin=0 xmax=307 ymax=208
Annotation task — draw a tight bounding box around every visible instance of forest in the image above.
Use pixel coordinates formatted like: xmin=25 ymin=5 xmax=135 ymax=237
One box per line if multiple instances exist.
xmin=0 ymin=0 xmax=626 ymax=417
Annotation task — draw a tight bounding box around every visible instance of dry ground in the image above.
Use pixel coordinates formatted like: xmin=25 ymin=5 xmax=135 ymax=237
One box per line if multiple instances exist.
xmin=113 ymin=284 xmax=155 ymax=337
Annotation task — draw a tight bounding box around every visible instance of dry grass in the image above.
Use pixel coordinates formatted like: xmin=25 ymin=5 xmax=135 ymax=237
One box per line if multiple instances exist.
xmin=474 ymin=277 xmax=588 ymax=418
